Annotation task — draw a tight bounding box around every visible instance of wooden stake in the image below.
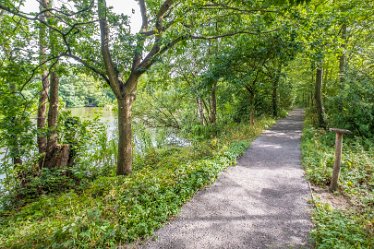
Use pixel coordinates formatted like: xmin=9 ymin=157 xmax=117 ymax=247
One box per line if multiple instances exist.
xmin=329 ymin=128 xmax=351 ymax=192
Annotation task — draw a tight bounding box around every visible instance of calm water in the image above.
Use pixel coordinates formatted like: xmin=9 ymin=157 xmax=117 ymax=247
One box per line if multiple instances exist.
xmin=0 ymin=107 xmax=189 ymax=183
xmin=68 ymin=107 xmax=189 ymax=148
xmin=69 ymin=107 xmax=116 ymax=120
xmin=1 ymin=108 xmax=114 ymax=183
xmin=69 ymin=107 xmax=118 ymax=139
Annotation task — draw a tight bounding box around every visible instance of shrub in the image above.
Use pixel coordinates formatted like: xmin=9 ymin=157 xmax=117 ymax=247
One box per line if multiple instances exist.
xmin=0 ymin=118 xmax=274 ymax=248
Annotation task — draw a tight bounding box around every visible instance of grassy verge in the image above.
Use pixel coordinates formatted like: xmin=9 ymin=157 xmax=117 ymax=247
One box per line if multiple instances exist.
xmin=0 ymin=118 xmax=274 ymax=248
xmin=301 ymin=118 xmax=374 ymax=249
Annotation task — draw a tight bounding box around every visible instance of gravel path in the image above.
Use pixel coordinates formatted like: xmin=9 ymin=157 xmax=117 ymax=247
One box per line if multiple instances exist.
xmin=140 ymin=109 xmax=312 ymax=249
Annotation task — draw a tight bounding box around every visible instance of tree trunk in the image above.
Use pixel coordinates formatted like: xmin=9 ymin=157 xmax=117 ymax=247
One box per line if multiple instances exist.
xmin=315 ymin=67 xmax=327 ymax=129
xmin=7 ymin=80 xmax=23 ymax=166
xmin=310 ymin=62 xmax=315 ymax=107
xmin=338 ymin=23 xmax=347 ymax=111
xmin=117 ymin=95 xmax=134 ymax=175
xmin=272 ymin=65 xmax=281 ymax=117
xmin=249 ymin=92 xmax=255 ymax=127
xmin=250 ymin=110 xmax=255 ymax=127
xmin=209 ymin=81 xmax=217 ymax=124
xmin=197 ymin=97 xmax=206 ymax=125
xmin=323 ymin=66 xmax=328 ymax=95
xmin=272 ymin=80 xmax=278 ymax=117
xmin=10 ymin=117 xmax=23 ymax=166
xmin=44 ymin=72 xmax=71 ymax=168
xmin=37 ymin=1 xmax=49 ymax=161
xmin=339 ymin=24 xmax=347 ymax=85
xmin=98 ymin=0 xmax=135 ymax=175
xmin=13 ymin=157 xmax=22 ymax=165
xmin=42 ymin=0 xmax=72 ymax=168
xmin=37 ymin=73 xmax=49 ymax=155
xmin=97 ymin=0 xmax=176 ymax=175
xmin=46 ymin=71 xmax=59 ymax=151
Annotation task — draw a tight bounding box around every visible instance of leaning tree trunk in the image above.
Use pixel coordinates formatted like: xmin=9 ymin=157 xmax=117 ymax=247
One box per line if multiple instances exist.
xmin=37 ymin=1 xmax=49 ymax=164
xmin=315 ymin=67 xmax=327 ymax=129
xmin=117 ymin=95 xmax=134 ymax=175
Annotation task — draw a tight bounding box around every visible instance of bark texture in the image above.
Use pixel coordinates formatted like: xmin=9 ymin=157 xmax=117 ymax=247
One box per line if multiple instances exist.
xmin=329 ymin=133 xmax=343 ymax=192
xmin=97 ymin=0 xmax=175 ymax=175
xmin=43 ymin=0 xmax=71 ymax=168
xmin=338 ymin=24 xmax=347 ymax=112
xmin=37 ymin=0 xmax=49 ymax=158
xmin=315 ymin=67 xmax=327 ymax=129
xmin=249 ymin=92 xmax=255 ymax=127
xmin=272 ymin=80 xmax=278 ymax=117
xmin=44 ymin=72 xmax=71 ymax=168
xmin=209 ymin=81 xmax=217 ymax=124
xmin=339 ymin=24 xmax=347 ymax=85
xmin=117 ymin=96 xmax=134 ymax=175
xmin=272 ymin=65 xmax=281 ymax=117
xmin=197 ymin=97 xmax=206 ymax=125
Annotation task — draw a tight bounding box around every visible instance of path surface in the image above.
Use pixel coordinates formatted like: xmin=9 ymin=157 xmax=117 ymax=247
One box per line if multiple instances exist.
xmin=140 ymin=109 xmax=312 ymax=249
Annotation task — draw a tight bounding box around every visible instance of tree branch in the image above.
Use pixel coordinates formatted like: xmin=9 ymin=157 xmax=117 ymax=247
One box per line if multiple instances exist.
xmin=61 ymin=52 xmax=110 ymax=85
xmin=97 ymin=0 xmax=122 ymax=97
xmin=191 ymin=29 xmax=278 ymax=40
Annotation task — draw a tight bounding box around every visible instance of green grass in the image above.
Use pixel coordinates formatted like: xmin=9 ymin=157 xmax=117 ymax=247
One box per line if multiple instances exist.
xmin=301 ymin=118 xmax=374 ymax=249
xmin=0 ymin=118 xmax=274 ymax=248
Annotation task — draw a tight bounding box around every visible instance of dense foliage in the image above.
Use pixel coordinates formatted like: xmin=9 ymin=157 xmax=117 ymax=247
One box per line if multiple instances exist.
xmin=302 ymin=114 xmax=374 ymax=248
xmin=60 ymin=74 xmax=115 ymax=107
xmin=0 ymin=119 xmax=274 ymax=248
xmin=0 ymin=0 xmax=373 ymax=247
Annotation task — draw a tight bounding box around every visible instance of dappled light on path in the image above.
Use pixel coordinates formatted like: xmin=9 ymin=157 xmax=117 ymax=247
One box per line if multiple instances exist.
xmin=140 ymin=109 xmax=312 ymax=249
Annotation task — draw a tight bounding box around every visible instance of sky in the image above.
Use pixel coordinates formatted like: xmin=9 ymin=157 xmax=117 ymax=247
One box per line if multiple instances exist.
xmin=21 ymin=0 xmax=142 ymax=32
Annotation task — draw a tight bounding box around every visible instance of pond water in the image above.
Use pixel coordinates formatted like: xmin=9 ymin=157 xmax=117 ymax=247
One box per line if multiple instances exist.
xmin=69 ymin=107 xmax=118 ymax=140
xmin=1 ymin=108 xmax=116 ymax=183
xmin=0 ymin=107 xmax=189 ymax=184
xmin=68 ymin=107 xmax=190 ymax=148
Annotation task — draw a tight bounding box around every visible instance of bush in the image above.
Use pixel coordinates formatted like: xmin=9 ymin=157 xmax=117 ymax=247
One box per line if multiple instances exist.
xmin=0 ymin=118 xmax=274 ymax=248
xmin=302 ymin=116 xmax=374 ymax=248
xmin=326 ymin=69 xmax=374 ymax=139
xmin=312 ymin=203 xmax=373 ymax=249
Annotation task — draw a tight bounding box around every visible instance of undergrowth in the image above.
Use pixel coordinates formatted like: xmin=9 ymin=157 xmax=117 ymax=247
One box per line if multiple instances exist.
xmin=301 ymin=117 xmax=374 ymax=248
xmin=0 ymin=118 xmax=274 ymax=248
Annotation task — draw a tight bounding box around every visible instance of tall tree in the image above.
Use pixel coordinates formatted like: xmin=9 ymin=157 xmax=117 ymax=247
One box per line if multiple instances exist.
xmin=0 ymin=0 xmax=308 ymax=175
xmin=96 ymin=0 xmax=185 ymax=175
xmin=37 ymin=0 xmax=50 ymax=166
xmin=314 ymin=65 xmax=326 ymax=129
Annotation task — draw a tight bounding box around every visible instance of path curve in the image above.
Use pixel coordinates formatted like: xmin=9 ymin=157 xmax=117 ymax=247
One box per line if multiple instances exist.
xmin=140 ymin=109 xmax=312 ymax=249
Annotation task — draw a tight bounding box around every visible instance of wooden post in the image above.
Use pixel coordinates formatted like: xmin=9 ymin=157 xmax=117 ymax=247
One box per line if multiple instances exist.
xmin=329 ymin=128 xmax=352 ymax=192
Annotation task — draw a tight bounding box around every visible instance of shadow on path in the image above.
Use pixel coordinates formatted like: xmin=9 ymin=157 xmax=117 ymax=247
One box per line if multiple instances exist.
xmin=139 ymin=109 xmax=312 ymax=249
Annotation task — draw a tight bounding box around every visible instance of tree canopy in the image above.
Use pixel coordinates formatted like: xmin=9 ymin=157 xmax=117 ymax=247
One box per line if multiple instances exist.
xmin=0 ymin=0 xmax=373 ymax=247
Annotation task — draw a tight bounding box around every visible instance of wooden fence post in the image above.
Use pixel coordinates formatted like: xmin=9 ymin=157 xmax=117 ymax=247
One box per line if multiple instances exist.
xmin=329 ymin=128 xmax=352 ymax=192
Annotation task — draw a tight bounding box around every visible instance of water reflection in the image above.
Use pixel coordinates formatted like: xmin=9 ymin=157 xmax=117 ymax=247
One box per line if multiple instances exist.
xmin=68 ymin=107 xmax=190 ymax=151
xmin=69 ymin=107 xmax=118 ymax=140
xmin=0 ymin=107 xmax=190 ymax=183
